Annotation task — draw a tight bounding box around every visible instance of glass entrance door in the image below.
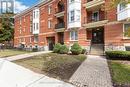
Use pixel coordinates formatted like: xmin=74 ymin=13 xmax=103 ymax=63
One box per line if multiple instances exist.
xmin=92 ymin=29 xmax=104 ymax=44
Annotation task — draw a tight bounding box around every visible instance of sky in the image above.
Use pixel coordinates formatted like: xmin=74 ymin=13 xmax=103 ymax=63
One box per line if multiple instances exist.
xmin=15 ymin=0 xmax=38 ymax=13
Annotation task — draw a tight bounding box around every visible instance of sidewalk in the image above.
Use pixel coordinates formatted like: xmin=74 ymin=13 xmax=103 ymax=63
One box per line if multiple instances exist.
xmin=2 ymin=51 xmax=52 ymax=61
xmin=69 ymin=55 xmax=113 ymax=87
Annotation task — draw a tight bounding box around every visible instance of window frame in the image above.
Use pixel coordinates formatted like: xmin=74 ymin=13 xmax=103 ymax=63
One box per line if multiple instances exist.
xmin=123 ymin=23 xmax=130 ymax=39
xmin=70 ymin=31 xmax=78 ymax=41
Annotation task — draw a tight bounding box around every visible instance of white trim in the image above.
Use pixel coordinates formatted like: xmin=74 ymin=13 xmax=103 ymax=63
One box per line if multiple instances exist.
xmin=123 ymin=23 xmax=130 ymax=39
xmin=70 ymin=30 xmax=78 ymax=41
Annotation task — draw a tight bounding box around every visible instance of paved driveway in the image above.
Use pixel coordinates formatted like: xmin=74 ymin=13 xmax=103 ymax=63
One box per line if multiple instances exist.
xmin=0 ymin=59 xmax=74 ymax=87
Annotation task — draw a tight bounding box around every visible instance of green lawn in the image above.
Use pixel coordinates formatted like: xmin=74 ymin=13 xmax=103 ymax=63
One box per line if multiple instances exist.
xmin=108 ymin=60 xmax=130 ymax=86
xmin=14 ymin=53 xmax=86 ymax=81
xmin=0 ymin=49 xmax=31 ymax=57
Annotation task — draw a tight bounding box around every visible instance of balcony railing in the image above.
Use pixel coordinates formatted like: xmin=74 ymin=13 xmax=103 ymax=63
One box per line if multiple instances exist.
xmin=83 ymin=17 xmax=108 ymax=28
xmin=54 ymin=8 xmax=65 ymax=17
xmin=55 ymin=22 xmax=65 ymax=29
xmin=84 ymin=0 xmax=105 ymax=9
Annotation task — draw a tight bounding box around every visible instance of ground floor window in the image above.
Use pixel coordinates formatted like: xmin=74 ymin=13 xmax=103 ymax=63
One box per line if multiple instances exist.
xmin=124 ymin=23 xmax=130 ymax=38
xmin=34 ymin=36 xmax=38 ymax=43
xmin=70 ymin=31 xmax=78 ymax=41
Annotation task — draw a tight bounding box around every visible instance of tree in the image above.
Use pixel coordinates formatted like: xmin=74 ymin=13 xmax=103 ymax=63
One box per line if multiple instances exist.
xmin=0 ymin=14 xmax=14 ymax=43
xmin=109 ymin=0 xmax=130 ymax=8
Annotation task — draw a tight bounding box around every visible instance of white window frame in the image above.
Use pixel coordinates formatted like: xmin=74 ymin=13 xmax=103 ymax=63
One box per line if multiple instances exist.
xmin=123 ymin=23 xmax=130 ymax=39
xmin=70 ymin=31 xmax=78 ymax=41
xmin=119 ymin=3 xmax=126 ymax=11
xmin=48 ymin=5 xmax=51 ymax=14
xmin=48 ymin=20 xmax=51 ymax=29
xmin=70 ymin=10 xmax=75 ymax=22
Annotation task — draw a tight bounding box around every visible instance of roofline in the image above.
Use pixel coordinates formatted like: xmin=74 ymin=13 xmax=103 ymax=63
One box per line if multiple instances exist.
xmin=15 ymin=0 xmax=52 ymax=18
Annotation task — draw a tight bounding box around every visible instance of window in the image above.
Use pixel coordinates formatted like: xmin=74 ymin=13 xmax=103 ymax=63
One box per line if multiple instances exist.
xmin=34 ymin=36 xmax=38 ymax=43
xmin=33 ymin=11 xmax=35 ymax=19
xmin=48 ymin=20 xmax=51 ymax=28
xmin=124 ymin=23 xmax=130 ymax=38
xmin=36 ymin=11 xmax=39 ymax=18
xmin=70 ymin=31 xmax=78 ymax=40
xmin=70 ymin=0 xmax=74 ymax=3
xmin=33 ymin=23 xmax=35 ymax=30
xmin=119 ymin=3 xmax=126 ymax=11
xmin=92 ymin=11 xmax=99 ymax=21
xmin=70 ymin=10 xmax=75 ymax=22
xmin=48 ymin=5 xmax=51 ymax=14
xmin=76 ymin=10 xmax=80 ymax=21
xmin=36 ymin=23 xmax=39 ymax=30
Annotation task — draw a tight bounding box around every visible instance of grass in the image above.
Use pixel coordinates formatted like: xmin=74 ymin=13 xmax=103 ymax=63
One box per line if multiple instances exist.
xmin=108 ymin=60 xmax=130 ymax=86
xmin=14 ymin=53 xmax=86 ymax=81
xmin=0 ymin=49 xmax=31 ymax=57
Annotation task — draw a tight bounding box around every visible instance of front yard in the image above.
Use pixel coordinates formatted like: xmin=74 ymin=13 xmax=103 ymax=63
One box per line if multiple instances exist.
xmin=0 ymin=49 xmax=30 ymax=58
xmin=108 ymin=60 xmax=130 ymax=87
xmin=14 ymin=53 xmax=86 ymax=81
xmin=106 ymin=51 xmax=130 ymax=87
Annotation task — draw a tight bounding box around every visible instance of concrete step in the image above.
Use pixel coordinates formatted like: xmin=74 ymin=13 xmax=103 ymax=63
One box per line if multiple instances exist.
xmin=89 ymin=44 xmax=104 ymax=55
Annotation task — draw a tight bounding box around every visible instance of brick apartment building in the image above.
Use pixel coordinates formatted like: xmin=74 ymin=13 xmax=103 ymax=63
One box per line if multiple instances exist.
xmin=14 ymin=0 xmax=130 ymax=52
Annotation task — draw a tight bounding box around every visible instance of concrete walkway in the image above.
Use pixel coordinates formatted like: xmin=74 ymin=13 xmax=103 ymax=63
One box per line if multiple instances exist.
xmin=0 ymin=59 xmax=75 ymax=87
xmin=2 ymin=51 xmax=52 ymax=61
xmin=69 ymin=55 xmax=113 ymax=87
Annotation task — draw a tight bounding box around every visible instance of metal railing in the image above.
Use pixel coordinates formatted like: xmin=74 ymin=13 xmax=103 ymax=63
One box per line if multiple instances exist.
xmin=55 ymin=22 xmax=65 ymax=29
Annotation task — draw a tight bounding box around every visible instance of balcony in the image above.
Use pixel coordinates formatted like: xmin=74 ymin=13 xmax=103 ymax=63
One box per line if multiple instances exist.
xmin=54 ymin=2 xmax=65 ymax=18
xmin=54 ymin=11 xmax=65 ymax=18
xmin=117 ymin=4 xmax=130 ymax=21
xmin=55 ymin=22 xmax=65 ymax=32
xmin=84 ymin=0 xmax=105 ymax=10
xmin=83 ymin=18 xmax=108 ymax=28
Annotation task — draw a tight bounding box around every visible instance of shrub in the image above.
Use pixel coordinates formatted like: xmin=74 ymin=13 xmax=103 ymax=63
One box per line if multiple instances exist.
xmin=106 ymin=51 xmax=130 ymax=60
xmin=32 ymin=48 xmax=38 ymax=52
xmin=53 ymin=43 xmax=62 ymax=53
xmin=70 ymin=43 xmax=82 ymax=55
xmin=81 ymin=48 xmax=87 ymax=54
xmin=59 ymin=45 xmax=69 ymax=54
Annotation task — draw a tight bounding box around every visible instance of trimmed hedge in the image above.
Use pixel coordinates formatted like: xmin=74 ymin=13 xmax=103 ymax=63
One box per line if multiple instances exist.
xmin=53 ymin=43 xmax=62 ymax=53
xmin=59 ymin=45 xmax=69 ymax=54
xmin=70 ymin=43 xmax=82 ymax=55
xmin=106 ymin=51 xmax=130 ymax=60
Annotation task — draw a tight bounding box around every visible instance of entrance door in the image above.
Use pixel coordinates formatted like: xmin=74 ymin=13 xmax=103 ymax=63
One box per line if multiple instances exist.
xmin=92 ymin=29 xmax=104 ymax=44
xmin=47 ymin=37 xmax=55 ymax=50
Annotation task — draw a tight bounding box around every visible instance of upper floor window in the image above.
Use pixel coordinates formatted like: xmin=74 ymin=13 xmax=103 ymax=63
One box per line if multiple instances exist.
xmin=70 ymin=0 xmax=74 ymax=3
xmin=76 ymin=10 xmax=80 ymax=21
xmin=119 ymin=3 xmax=126 ymax=11
xmin=92 ymin=11 xmax=99 ymax=21
xmin=70 ymin=10 xmax=75 ymax=22
xmin=36 ymin=11 xmax=39 ymax=18
xmin=48 ymin=5 xmax=51 ymax=14
xmin=124 ymin=23 xmax=130 ymax=38
xmin=48 ymin=20 xmax=52 ymax=28
xmin=36 ymin=23 xmax=39 ymax=30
